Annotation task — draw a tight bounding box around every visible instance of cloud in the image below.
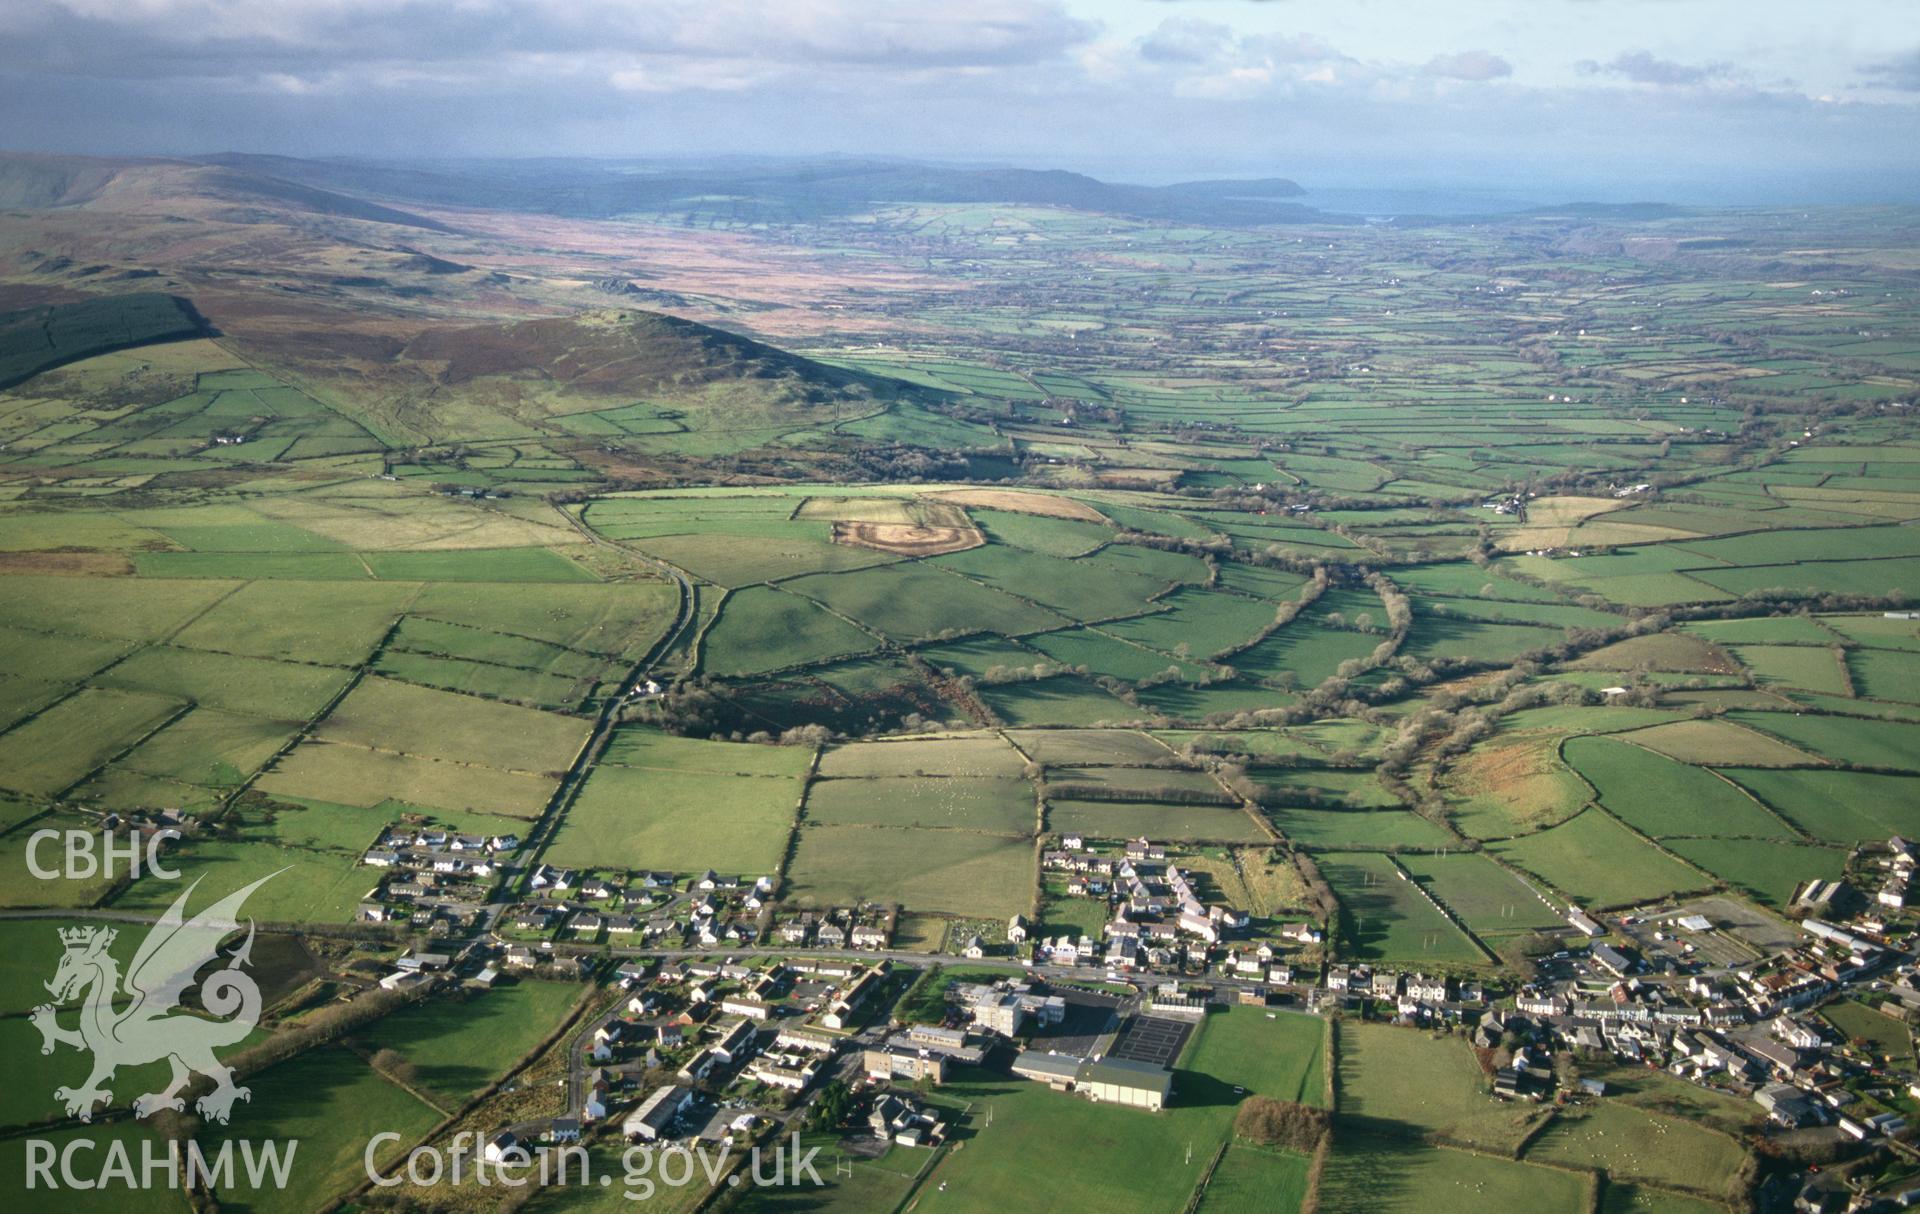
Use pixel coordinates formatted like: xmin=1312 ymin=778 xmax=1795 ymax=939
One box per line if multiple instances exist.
xmin=1132 ymin=17 xmax=1341 ymax=72
xmin=1423 ymin=50 xmax=1512 ymax=82
xmin=1137 ymin=18 xmax=1234 ymax=65
xmin=1580 ymin=50 xmax=1733 ymax=87
xmin=1860 ymin=47 xmax=1920 ymax=91
xmin=10 ymin=0 xmax=1097 ymax=85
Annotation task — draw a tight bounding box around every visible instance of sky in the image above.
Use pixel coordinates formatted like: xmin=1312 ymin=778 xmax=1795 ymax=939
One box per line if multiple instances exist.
xmin=3 ymin=0 xmax=1918 ymax=203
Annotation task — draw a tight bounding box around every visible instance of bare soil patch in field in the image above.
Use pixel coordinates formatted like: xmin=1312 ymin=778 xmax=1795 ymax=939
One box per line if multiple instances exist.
xmin=0 ymin=550 xmax=134 ymax=575
xmin=831 ymin=519 xmax=983 ymax=556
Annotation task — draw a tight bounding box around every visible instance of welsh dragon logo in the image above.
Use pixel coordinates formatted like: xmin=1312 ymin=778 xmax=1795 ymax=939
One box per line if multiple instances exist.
xmin=31 ymin=872 xmax=278 ymax=1124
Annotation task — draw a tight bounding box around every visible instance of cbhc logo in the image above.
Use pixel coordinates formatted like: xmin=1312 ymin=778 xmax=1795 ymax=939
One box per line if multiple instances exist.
xmin=26 ymin=829 xmax=181 ymax=881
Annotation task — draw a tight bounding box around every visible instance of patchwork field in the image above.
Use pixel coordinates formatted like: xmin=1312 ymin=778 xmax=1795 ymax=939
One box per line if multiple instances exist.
xmin=5 ymin=156 xmax=1920 ymax=1214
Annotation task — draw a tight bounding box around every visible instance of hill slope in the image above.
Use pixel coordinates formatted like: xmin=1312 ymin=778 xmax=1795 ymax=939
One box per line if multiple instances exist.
xmin=239 ymin=306 xmax=928 ymax=446
xmin=0 ymin=152 xmax=449 ymax=231
xmin=198 ymin=154 xmax=1334 ymax=226
xmin=0 ymin=292 xmax=208 ymax=389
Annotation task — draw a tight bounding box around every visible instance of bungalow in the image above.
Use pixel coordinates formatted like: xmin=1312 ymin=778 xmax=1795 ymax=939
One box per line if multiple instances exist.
xmin=512 ymin=907 xmax=556 ymax=932
xmin=362 ymin=850 xmax=400 ymax=868
xmin=1279 ymin=922 xmax=1324 ymax=945
xmin=720 ymin=995 xmax=772 ymax=1022
xmin=484 ymin=1132 xmax=520 ymax=1164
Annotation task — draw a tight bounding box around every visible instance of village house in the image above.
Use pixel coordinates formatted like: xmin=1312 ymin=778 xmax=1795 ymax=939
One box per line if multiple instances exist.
xmin=870 ymin=1094 xmax=944 ymax=1147
xmin=711 ymin=1018 xmax=757 ymax=1063
xmin=720 ymin=995 xmax=772 ymax=1021
xmin=774 ymin=1024 xmax=840 ymax=1054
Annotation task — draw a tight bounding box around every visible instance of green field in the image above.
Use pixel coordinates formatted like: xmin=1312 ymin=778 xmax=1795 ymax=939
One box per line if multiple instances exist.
xmin=783 ymin=824 xmax=1035 ymax=917
xmin=198 ymin=1046 xmax=441 ymax=1214
xmin=1564 ymin=736 xmax=1789 ymax=840
xmin=1491 ymin=809 xmax=1711 ymax=908
xmin=551 ymin=756 xmax=803 ymax=874
xmin=1048 ymin=798 xmax=1270 ymax=843
xmin=1270 ymin=807 xmax=1454 ymax=849
xmin=1335 ymin=1021 xmax=1546 ymax=1151
xmin=1319 ymin=854 xmax=1488 ymax=964
xmin=1527 ymin=1102 xmax=1747 ymax=1200
xmin=807 ymin=775 xmax=1036 ymax=832
xmin=918 ymin=1007 xmax=1323 ymax=1214
xmin=701 ymin=586 xmax=880 ymax=676
xmin=360 ymin=978 xmax=584 ymax=1102
xmin=1722 ymin=768 xmax=1920 ymax=842
xmin=1396 ymin=852 xmax=1567 ymax=938
xmin=1195 ymin=1145 xmax=1313 ymax=1214
xmin=1318 ymin=1133 xmax=1590 ymax=1214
